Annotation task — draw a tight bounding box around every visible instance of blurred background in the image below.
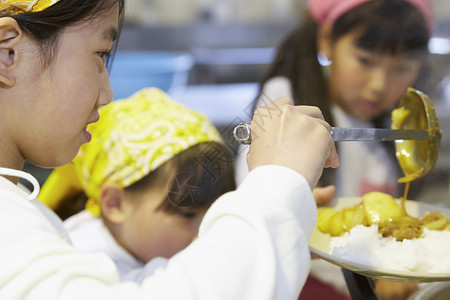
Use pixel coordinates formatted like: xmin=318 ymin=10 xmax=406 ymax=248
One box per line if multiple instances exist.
xmin=28 ymin=0 xmax=450 ymax=204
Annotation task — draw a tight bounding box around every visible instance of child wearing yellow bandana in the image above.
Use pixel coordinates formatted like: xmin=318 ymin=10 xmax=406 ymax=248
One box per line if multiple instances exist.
xmin=39 ymin=87 xmax=236 ymax=279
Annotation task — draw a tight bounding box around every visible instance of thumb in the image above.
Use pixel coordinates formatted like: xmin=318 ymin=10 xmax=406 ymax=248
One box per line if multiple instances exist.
xmin=313 ymin=185 xmax=336 ymax=205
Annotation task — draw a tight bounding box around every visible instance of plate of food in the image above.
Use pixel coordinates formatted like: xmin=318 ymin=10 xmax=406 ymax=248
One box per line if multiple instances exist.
xmin=309 ymin=192 xmax=450 ymax=282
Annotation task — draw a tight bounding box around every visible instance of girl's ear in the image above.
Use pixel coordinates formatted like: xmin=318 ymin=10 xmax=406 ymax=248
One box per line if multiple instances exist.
xmin=100 ymin=184 xmax=127 ymax=224
xmin=0 ymin=17 xmax=22 ymax=87
xmin=317 ymin=22 xmax=333 ymax=63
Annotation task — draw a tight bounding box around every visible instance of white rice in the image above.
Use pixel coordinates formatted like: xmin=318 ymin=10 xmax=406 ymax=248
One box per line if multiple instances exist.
xmin=330 ymin=225 xmax=450 ymax=273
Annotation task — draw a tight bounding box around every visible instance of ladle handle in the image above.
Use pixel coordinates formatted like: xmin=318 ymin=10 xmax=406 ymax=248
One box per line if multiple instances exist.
xmin=232 ymin=122 xmax=429 ymax=145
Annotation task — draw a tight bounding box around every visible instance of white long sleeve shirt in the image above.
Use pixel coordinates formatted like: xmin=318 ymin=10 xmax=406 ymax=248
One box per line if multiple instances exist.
xmin=0 ymin=165 xmax=316 ymax=300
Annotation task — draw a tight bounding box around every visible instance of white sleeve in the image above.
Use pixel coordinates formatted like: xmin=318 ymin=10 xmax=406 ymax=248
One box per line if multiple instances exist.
xmin=256 ymin=76 xmax=293 ymax=108
xmin=0 ymin=165 xmax=316 ymax=300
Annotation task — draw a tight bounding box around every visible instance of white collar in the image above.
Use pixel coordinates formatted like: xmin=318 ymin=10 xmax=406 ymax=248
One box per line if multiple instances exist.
xmin=65 ymin=210 xmax=143 ymax=277
xmin=0 ymin=167 xmax=40 ymax=200
xmin=331 ymin=104 xmax=372 ymax=129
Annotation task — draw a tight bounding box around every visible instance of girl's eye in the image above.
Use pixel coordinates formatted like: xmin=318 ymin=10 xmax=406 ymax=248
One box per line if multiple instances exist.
xmin=358 ymin=56 xmax=372 ymax=66
xmin=98 ymin=51 xmax=111 ymax=64
xmin=395 ymin=64 xmax=410 ymax=74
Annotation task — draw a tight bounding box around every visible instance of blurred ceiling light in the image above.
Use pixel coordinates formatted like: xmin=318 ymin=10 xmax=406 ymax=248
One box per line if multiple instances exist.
xmin=429 ymin=37 xmax=450 ymax=55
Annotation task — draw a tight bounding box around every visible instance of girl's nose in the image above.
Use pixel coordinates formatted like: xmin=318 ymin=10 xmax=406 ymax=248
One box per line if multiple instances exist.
xmin=367 ymin=68 xmax=389 ymax=95
xmin=99 ymin=68 xmax=114 ymax=107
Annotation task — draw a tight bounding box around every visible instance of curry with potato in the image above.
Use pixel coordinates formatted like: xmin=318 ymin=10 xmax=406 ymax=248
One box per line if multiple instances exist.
xmin=317 ymin=95 xmax=445 ymax=241
xmin=317 ymin=191 xmax=450 ymax=241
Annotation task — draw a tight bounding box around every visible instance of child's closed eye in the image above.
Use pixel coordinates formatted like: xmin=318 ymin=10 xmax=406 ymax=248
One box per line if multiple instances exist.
xmin=178 ymin=210 xmax=197 ymax=219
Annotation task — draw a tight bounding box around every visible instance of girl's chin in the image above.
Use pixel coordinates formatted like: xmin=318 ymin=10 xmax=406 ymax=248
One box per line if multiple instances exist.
xmin=27 ymin=140 xmax=83 ymax=169
xmin=354 ymin=105 xmax=385 ymax=121
xmin=352 ymin=110 xmax=381 ymax=122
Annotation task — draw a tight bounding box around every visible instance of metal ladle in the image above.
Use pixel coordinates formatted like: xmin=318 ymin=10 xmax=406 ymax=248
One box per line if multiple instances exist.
xmin=392 ymin=87 xmax=442 ymax=183
xmin=233 ymin=88 xmax=442 ymax=182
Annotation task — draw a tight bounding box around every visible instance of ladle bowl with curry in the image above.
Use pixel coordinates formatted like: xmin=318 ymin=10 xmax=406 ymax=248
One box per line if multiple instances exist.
xmin=317 ymin=87 xmax=444 ymax=241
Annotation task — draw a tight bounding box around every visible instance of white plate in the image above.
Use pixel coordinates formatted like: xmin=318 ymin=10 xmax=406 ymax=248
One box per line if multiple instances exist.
xmin=309 ymin=197 xmax=450 ymax=283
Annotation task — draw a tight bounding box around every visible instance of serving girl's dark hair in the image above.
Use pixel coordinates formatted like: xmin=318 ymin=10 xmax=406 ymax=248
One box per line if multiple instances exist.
xmin=257 ymin=0 xmax=430 ymax=193
xmin=11 ymin=0 xmax=125 ymax=68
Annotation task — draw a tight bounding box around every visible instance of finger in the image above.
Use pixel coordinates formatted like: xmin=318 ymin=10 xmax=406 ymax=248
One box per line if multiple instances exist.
xmin=269 ymin=96 xmax=293 ymax=107
xmin=324 ymin=141 xmax=340 ymax=168
xmin=294 ymin=105 xmax=326 ymax=121
xmin=313 ymin=185 xmax=336 ymax=205
xmin=308 ymin=117 xmax=339 ymax=169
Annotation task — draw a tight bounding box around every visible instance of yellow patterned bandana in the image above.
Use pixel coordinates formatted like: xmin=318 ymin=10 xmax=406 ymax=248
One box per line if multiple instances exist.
xmin=39 ymin=88 xmax=224 ymax=216
xmin=0 ymin=0 xmax=60 ymax=15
